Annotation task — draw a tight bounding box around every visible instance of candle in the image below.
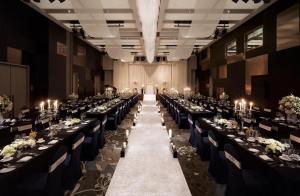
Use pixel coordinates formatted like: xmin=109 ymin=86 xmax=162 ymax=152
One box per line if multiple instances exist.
xmin=249 ymin=102 xmax=253 ymax=111
xmin=123 ymin=142 xmax=127 ymax=148
xmin=53 ymin=100 xmax=58 ymax=111
xmin=169 ymin=129 xmax=172 ymax=138
xmin=234 ymin=100 xmax=238 ymax=109
xmin=47 ymin=99 xmax=51 ymax=110
xmin=239 ymin=102 xmax=242 ymax=111
xmin=40 ymin=101 xmax=44 ymax=112
xmin=126 ymin=129 xmax=129 ymax=138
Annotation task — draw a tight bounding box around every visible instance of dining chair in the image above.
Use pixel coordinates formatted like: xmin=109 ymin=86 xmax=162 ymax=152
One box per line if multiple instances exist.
xmin=63 ymin=132 xmax=85 ymax=190
xmin=194 ymin=120 xmax=210 ymax=160
xmin=15 ymin=146 xmax=68 ymax=196
xmin=224 ymin=143 xmax=272 ymax=196
xmin=81 ymin=123 xmax=99 ymax=161
xmin=188 ymin=114 xmax=197 ymax=147
xmin=97 ymin=117 xmax=107 ymax=149
xmin=208 ymin=130 xmax=227 ymax=184
xmin=107 ymin=110 xmax=119 ymax=130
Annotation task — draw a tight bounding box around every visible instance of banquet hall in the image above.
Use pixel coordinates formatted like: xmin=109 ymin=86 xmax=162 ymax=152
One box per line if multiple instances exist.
xmin=0 ymin=0 xmax=300 ymax=196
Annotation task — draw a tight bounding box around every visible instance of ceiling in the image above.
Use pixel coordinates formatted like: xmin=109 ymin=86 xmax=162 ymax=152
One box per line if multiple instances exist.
xmin=25 ymin=0 xmax=265 ymax=60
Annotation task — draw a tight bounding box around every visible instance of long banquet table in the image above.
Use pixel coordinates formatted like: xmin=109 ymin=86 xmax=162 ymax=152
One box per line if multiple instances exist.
xmin=0 ymin=118 xmax=99 ymax=195
xmin=199 ymin=118 xmax=300 ymax=196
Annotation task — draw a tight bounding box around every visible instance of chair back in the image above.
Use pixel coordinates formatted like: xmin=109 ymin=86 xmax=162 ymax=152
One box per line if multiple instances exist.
xmin=188 ymin=114 xmax=194 ymax=129
xmin=290 ymin=131 xmax=300 ymax=149
xmin=47 ymin=146 xmax=67 ymax=196
xmin=224 ymin=144 xmax=244 ymax=196
xmin=71 ymin=133 xmax=85 ymax=180
xmin=258 ymin=120 xmax=277 ymax=139
xmin=208 ymin=130 xmax=227 ymax=184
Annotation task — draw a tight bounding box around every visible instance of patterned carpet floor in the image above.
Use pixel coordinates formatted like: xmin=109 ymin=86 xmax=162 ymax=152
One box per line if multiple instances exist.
xmin=71 ymin=102 xmax=218 ymax=196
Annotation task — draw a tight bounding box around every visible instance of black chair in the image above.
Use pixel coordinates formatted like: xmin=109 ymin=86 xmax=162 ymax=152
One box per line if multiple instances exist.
xmin=98 ymin=116 xmax=107 ymax=149
xmin=35 ymin=118 xmax=50 ymax=132
xmin=16 ymin=146 xmax=67 ymax=196
xmin=208 ymin=131 xmax=227 ymax=184
xmin=224 ymin=144 xmax=271 ymax=196
xmin=194 ymin=121 xmax=210 ymax=160
xmin=63 ymin=133 xmax=85 ymax=190
xmin=258 ymin=120 xmax=277 ymax=139
xmin=81 ymin=123 xmax=99 ymax=161
xmin=107 ymin=110 xmax=119 ymax=130
xmin=188 ymin=115 xmax=197 ymax=147
xmin=290 ymin=131 xmax=300 ymax=149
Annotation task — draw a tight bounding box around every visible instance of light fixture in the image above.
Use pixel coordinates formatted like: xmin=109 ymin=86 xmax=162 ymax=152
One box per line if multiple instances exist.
xmin=136 ymin=0 xmax=160 ymax=63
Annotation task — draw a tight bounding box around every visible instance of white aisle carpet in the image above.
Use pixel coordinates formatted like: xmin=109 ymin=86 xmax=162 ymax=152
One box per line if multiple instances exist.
xmin=105 ymin=94 xmax=191 ymax=196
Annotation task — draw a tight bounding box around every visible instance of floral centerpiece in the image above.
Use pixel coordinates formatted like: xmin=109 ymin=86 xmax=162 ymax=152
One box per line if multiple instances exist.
xmin=96 ymin=105 xmax=107 ymax=112
xmin=278 ymin=94 xmax=300 ymax=123
xmin=169 ymin=88 xmax=179 ymax=95
xmin=104 ymin=87 xmax=114 ymax=99
xmin=190 ymin=105 xmax=203 ymax=111
xmin=0 ymin=95 xmax=13 ymax=119
xmin=219 ymin=92 xmax=229 ymax=100
xmin=64 ymin=118 xmax=81 ymax=126
xmin=0 ymin=138 xmax=36 ymax=157
xmin=68 ymin=93 xmax=79 ymax=100
xmin=263 ymin=139 xmax=285 ymax=155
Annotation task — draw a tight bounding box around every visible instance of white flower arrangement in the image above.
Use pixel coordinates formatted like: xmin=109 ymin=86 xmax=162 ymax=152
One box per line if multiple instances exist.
xmin=64 ymin=118 xmax=81 ymax=126
xmin=68 ymin=93 xmax=79 ymax=100
xmin=0 ymin=94 xmax=13 ymax=113
xmin=0 ymin=138 xmax=36 ymax=157
xmin=190 ymin=105 xmax=203 ymax=111
xmin=215 ymin=119 xmax=238 ymax=129
xmin=215 ymin=118 xmax=228 ymax=125
xmin=169 ymin=88 xmax=179 ymax=95
xmin=264 ymin=139 xmax=285 ymax=155
xmin=0 ymin=145 xmax=16 ymax=157
xmin=96 ymin=105 xmax=107 ymax=112
xmin=278 ymin=94 xmax=300 ymax=115
xmin=104 ymin=87 xmax=114 ymax=98
xmin=219 ymin=92 xmax=229 ymax=100
xmin=225 ymin=120 xmax=238 ymax=129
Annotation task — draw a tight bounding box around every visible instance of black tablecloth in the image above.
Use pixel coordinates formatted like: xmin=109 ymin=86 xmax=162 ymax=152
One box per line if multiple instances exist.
xmin=199 ymin=118 xmax=300 ymax=196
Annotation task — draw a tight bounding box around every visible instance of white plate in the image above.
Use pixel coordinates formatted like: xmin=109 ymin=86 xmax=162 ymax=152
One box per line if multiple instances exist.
xmin=0 ymin=167 xmax=16 ymax=173
xmin=36 ymin=139 xmax=45 ymax=144
xmin=279 ymin=155 xmax=292 ymax=162
xmin=38 ymin=146 xmax=49 ymax=151
xmin=259 ymin=155 xmax=274 ymax=161
xmin=227 ymin=134 xmax=235 ymax=138
xmin=234 ymin=138 xmax=244 ymax=143
xmin=247 ymin=137 xmax=255 ymax=142
xmin=48 ymin=140 xmax=58 ymax=145
xmin=0 ymin=156 xmax=13 ymax=163
xmin=17 ymin=156 xmax=32 ymax=162
xmin=248 ymin=148 xmax=259 ymax=153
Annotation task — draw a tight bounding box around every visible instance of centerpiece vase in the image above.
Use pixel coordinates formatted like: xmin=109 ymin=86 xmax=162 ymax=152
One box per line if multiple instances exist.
xmin=286 ymin=113 xmax=297 ymax=124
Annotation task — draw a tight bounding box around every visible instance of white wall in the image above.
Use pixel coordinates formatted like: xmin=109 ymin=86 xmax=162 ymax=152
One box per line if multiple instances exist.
xmin=113 ymin=60 xmax=188 ymax=93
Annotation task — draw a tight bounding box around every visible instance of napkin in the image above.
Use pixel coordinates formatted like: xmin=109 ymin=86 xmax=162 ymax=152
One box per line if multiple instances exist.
xmin=259 ymin=155 xmax=274 ymax=161
xmin=0 ymin=167 xmax=16 ymax=173
xmin=234 ymin=138 xmax=244 ymax=143
xmin=48 ymin=140 xmax=58 ymax=145
xmin=17 ymin=156 xmax=32 ymax=162
xmin=73 ymin=126 xmax=79 ymax=130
